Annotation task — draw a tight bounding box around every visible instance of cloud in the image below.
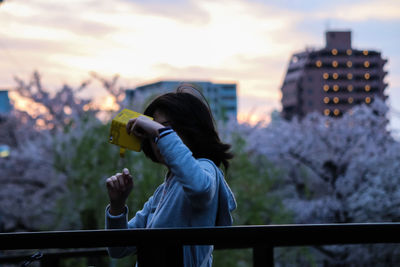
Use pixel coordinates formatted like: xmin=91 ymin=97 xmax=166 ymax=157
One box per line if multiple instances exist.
xmin=122 ymin=0 xmax=211 ymax=25
xmin=152 ymin=54 xmax=286 ymax=80
xmin=313 ymin=0 xmax=400 ymax=22
xmin=254 ymin=0 xmax=400 ymax=22
xmin=0 ymin=37 xmax=90 ymax=57
xmin=0 ymin=0 xmax=320 ymax=121
xmin=0 ymin=0 xmax=399 ymax=126
xmin=1 ymin=1 xmax=117 ymax=38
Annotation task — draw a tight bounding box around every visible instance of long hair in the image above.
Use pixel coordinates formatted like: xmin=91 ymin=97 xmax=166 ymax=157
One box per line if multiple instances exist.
xmin=141 ymin=84 xmax=234 ymax=169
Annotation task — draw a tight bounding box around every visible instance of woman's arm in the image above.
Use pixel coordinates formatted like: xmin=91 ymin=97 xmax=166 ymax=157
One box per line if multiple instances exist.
xmin=158 ymin=132 xmax=218 ymax=207
xmin=105 ymin=196 xmax=154 ymax=258
xmin=105 ymin=167 xmax=154 ymax=258
xmin=126 ymin=116 xmax=218 ymax=207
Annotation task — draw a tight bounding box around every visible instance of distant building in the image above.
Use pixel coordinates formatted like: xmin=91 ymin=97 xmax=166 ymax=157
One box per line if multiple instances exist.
xmin=281 ymin=31 xmax=388 ymax=120
xmin=125 ymin=81 xmax=237 ymax=121
xmin=0 ymin=90 xmax=11 ymax=115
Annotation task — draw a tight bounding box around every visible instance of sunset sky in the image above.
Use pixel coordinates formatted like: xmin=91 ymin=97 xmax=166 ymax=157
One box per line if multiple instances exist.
xmin=1 ymin=0 xmax=399 ymax=132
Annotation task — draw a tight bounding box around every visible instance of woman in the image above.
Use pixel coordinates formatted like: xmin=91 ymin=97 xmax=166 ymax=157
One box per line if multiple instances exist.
xmin=105 ymin=85 xmax=236 ymax=266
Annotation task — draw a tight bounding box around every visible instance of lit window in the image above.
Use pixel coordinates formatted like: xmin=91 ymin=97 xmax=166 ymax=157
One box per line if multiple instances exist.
xmin=364 ymin=61 xmax=370 ymax=68
xmin=332 ymin=61 xmax=338 ymax=68
xmin=365 ymin=73 xmax=370 ymax=80
xmin=347 ymin=85 xmax=353 ymax=92
xmin=346 ymin=61 xmax=352 ymax=68
xmin=334 ymin=109 xmax=340 ymax=116
xmin=316 ymin=60 xmax=322 ymax=67
xmin=333 ymin=85 xmax=339 ymax=91
xmin=332 ymin=49 xmax=338 ymax=55
xmin=323 ymin=85 xmax=329 ymax=92
xmin=346 ymin=49 xmax=352 ymax=56
xmin=324 ymin=97 xmax=330 ymax=104
xmin=348 ymin=97 xmax=354 ymax=104
xmin=347 ymin=73 xmax=353 ymax=80
xmin=365 ymin=85 xmax=371 ymax=92
xmin=333 ymin=97 xmax=339 ymax=104
xmin=323 ymin=73 xmax=329 ymax=79
xmin=333 ymin=73 xmax=339 ymax=79
xmin=365 ymin=97 xmax=371 ymax=104
xmin=363 ymin=50 xmax=369 ymax=56
xmin=324 ymin=109 xmax=330 ymax=116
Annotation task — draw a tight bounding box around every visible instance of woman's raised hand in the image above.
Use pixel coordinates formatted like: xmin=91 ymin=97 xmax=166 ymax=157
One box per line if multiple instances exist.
xmin=126 ymin=116 xmax=163 ymax=140
xmin=106 ymin=168 xmax=134 ymax=215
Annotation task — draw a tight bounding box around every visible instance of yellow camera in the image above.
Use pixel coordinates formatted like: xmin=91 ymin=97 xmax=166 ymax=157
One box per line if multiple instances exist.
xmin=109 ymin=109 xmax=153 ymax=157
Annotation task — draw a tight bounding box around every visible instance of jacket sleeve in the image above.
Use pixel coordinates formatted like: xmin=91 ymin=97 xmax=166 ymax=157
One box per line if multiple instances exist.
xmin=105 ymin=196 xmax=154 ymax=258
xmin=157 ymin=132 xmax=218 ymax=208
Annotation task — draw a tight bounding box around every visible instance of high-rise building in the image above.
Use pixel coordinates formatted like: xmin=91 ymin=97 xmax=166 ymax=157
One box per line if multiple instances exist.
xmin=0 ymin=89 xmax=11 ymax=115
xmin=125 ymin=81 xmax=237 ymax=121
xmin=281 ymin=31 xmax=388 ymax=120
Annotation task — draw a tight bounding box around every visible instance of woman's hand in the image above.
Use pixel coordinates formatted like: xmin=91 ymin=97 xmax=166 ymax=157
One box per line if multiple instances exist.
xmin=106 ymin=168 xmax=134 ymax=215
xmin=126 ymin=116 xmax=164 ymax=140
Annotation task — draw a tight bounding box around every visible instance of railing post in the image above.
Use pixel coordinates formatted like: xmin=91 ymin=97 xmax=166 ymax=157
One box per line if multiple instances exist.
xmin=137 ymin=244 xmax=183 ymax=267
xmin=253 ymin=245 xmax=273 ymax=267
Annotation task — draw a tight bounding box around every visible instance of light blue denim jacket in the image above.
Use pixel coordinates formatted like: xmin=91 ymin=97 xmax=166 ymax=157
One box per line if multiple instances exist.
xmin=105 ymin=131 xmax=237 ymax=267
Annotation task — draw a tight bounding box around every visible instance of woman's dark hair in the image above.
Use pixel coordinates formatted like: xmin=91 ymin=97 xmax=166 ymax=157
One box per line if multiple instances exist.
xmin=141 ymin=84 xmax=234 ymax=169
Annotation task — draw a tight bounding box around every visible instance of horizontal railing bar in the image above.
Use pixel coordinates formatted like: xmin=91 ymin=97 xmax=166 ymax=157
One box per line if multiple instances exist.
xmin=0 ymin=248 xmax=108 ymax=263
xmin=0 ymin=223 xmax=399 ymax=250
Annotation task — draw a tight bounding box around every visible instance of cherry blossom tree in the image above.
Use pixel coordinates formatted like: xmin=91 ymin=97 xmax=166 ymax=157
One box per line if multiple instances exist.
xmin=0 ymin=71 xmax=153 ymax=231
xmin=0 ymin=71 xmax=96 ymax=231
xmin=223 ymin=98 xmax=400 ymax=265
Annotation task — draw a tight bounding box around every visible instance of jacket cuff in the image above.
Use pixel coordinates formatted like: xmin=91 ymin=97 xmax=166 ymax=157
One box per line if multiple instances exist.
xmin=105 ymin=204 xmax=129 ymax=229
xmin=155 ymin=127 xmax=174 ymax=144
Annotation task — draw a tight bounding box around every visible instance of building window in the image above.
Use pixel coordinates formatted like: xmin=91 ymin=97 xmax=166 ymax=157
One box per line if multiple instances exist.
xmin=222 ymin=96 xmax=237 ymax=100
xmin=346 ymin=49 xmax=352 ymax=56
xmin=333 ymin=97 xmax=339 ymax=104
xmin=364 ymin=73 xmax=370 ymax=80
xmin=323 ymin=85 xmax=329 ymax=92
xmin=332 ymin=61 xmax=338 ymax=68
xmin=364 ymin=61 xmax=370 ymax=68
xmin=365 ymin=85 xmax=371 ymax=92
xmin=333 ymin=85 xmax=339 ymax=92
xmin=333 ymin=73 xmax=339 ymax=79
xmin=365 ymin=97 xmax=371 ymax=104
xmin=347 ymin=73 xmax=353 ymax=80
xmin=316 ymin=60 xmax=322 ymax=67
xmin=324 ymin=109 xmax=330 ymax=116
xmin=323 ymin=73 xmax=329 ymax=79
xmin=347 ymin=85 xmax=353 ymax=92
xmin=346 ymin=61 xmax=352 ymax=68
xmin=333 ymin=109 xmax=340 ymax=116
xmin=332 ymin=49 xmax=338 ymax=55
xmin=348 ymin=97 xmax=354 ymax=104
xmin=363 ymin=50 xmax=369 ymax=56
xmin=324 ymin=97 xmax=330 ymax=104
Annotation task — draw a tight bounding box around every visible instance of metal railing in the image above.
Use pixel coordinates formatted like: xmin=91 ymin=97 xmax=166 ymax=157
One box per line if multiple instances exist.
xmin=1 ymin=223 xmax=400 ymax=266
